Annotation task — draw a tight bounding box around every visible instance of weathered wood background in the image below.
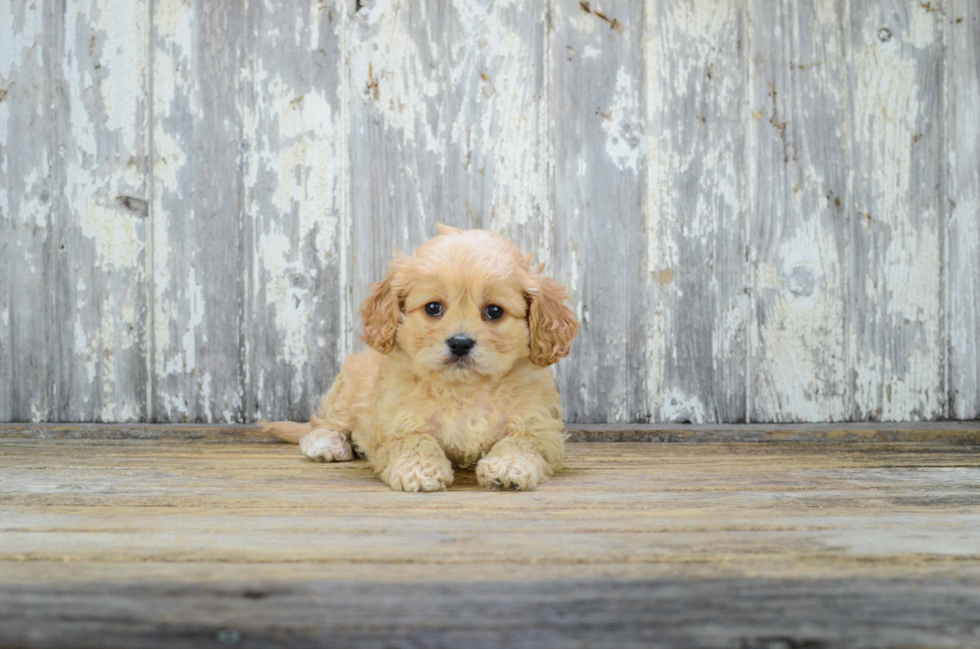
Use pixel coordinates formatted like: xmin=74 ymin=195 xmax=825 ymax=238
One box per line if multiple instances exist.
xmin=1 ymin=0 xmax=978 ymax=424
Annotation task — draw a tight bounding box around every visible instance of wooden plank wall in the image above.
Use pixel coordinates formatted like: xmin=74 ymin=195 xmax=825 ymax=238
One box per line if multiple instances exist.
xmin=1 ymin=0 xmax=978 ymax=424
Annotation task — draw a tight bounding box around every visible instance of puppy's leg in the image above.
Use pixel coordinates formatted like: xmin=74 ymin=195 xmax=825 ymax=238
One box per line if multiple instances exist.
xmin=372 ymin=433 xmax=453 ymax=492
xmin=297 ymin=349 xmax=379 ymax=462
xmin=477 ymin=426 xmax=564 ymax=491
xmin=299 ymin=427 xmax=354 ymax=462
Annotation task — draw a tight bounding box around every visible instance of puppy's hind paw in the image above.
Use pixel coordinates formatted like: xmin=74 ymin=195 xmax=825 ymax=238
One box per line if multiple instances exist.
xmin=476 ymin=451 xmax=548 ymax=491
xmin=299 ymin=428 xmax=353 ymax=462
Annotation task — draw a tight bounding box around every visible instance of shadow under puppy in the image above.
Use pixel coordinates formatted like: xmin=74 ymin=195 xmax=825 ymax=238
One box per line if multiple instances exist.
xmin=264 ymin=225 xmax=579 ymax=492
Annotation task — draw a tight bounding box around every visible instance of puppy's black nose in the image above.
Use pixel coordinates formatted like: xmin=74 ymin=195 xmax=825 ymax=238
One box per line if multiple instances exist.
xmin=447 ymin=335 xmax=476 ymax=357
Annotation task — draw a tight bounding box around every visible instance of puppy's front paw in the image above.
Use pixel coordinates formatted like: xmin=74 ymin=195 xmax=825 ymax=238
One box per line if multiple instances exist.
xmin=476 ymin=451 xmax=548 ymax=491
xmin=299 ymin=428 xmax=353 ymax=462
xmin=380 ymin=451 xmax=453 ymax=492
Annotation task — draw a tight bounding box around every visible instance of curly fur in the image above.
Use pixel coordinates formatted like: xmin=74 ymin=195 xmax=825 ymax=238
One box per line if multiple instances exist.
xmin=264 ymin=227 xmax=579 ymax=492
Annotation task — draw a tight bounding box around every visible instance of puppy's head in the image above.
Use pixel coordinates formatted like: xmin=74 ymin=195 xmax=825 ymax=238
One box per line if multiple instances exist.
xmin=360 ymin=225 xmax=579 ymax=383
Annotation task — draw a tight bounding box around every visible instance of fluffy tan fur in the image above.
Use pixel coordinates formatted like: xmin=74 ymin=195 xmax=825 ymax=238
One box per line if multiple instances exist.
xmin=264 ymin=226 xmax=579 ymax=492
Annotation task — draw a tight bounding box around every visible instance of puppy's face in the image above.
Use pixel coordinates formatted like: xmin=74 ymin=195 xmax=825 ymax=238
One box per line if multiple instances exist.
xmin=398 ymin=247 xmax=530 ymax=383
xmin=360 ymin=227 xmax=578 ymax=384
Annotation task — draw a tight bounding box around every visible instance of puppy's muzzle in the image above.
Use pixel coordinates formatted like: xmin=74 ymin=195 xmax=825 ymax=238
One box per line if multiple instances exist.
xmin=446 ymin=334 xmax=476 ymax=358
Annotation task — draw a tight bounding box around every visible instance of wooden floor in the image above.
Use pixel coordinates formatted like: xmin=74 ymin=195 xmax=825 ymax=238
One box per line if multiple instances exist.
xmin=2 ymin=425 xmax=980 ymax=648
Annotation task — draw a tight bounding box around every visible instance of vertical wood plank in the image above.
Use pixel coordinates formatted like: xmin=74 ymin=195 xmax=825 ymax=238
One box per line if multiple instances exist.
xmin=848 ymin=0 xmax=945 ymax=421
xmin=1 ymin=2 xmax=55 ymax=421
xmin=644 ymin=0 xmax=745 ymax=422
xmin=947 ymin=0 xmax=980 ymax=419
xmin=747 ymin=0 xmax=849 ymax=421
xmin=60 ymin=0 xmax=150 ymax=421
xmin=151 ymin=0 xmax=246 ymax=422
xmin=1 ymin=0 xmax=149 ymax=422
xmin=243 ymin=0 xmax=347 ymax=421
xmin=347 ymin=0 xmax=552 ymax=352
xmin=552 ymin=0 xmax=647 ymax=423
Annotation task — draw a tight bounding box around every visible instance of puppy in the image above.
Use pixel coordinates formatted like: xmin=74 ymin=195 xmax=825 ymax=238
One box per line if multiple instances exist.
xmin=264 ymin=225 xmax=579 ymax=492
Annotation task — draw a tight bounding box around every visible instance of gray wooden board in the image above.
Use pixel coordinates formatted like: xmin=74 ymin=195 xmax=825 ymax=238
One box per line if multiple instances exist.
xmin=1 ymin=1 xmax=58 ymax=422
xmin=150 ymin=0 xmax=248 ymax=422
xmin=2 ymin=1 xmax=980 ymax=424
xmin=747 ymin=0 xmax=849 ymax=422
xmin=243 ymin=0 xmax=347 ymax=422
xmin=553 ymin=0 xmax=649 ymax=423
xmin=948 ymin=0 xmax=980 ymax=419
xmin=3 ymin=578 xmax=980 ymax=649
xmin=646 ymin=0 xmax=747 ymax=425
xmin=847 ymin=1 xmax=945 ymax=422
xmin=1 ymin=0 xmax=149 ymax=422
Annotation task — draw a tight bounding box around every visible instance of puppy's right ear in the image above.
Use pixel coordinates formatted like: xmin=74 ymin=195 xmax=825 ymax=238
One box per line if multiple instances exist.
xmin=360 ymin=264 xmax=402 ymax=354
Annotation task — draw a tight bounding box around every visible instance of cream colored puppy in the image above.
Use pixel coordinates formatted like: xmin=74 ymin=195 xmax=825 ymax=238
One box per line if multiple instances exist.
xmin=264 ymin=225 xmax=578 ymax=492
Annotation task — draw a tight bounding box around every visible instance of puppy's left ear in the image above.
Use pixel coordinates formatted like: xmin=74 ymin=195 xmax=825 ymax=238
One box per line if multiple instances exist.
xmin=527 ymin=275 xmax=579 ymax=367
xmin=360 ymin=263 xmax=402 ymax=354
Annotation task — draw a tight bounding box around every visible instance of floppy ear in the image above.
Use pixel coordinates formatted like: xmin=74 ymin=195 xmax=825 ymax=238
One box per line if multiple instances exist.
xmin=359 ymin=266 xmax=402 ymax=354
xmin=527 ymin=275 xmax=579 ymax=367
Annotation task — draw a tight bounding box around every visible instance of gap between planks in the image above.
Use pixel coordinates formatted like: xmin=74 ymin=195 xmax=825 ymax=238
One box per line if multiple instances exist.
xmin=0 ymin=422 xmax=979 ymax=444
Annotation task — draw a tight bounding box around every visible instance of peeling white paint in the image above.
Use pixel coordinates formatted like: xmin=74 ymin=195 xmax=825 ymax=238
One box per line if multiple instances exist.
xmin=659 ymin=388 xmax=708 ymax=424
xmin=0 ymin=2 xmax=43 ymax=76
xmin=2 ymin=0 xmax=975 ymax=424
xmin=947 ymin=0 xmax=980 ymax=418
xmin=99 ymin=294 xmax=117 ymax=421
xmin=251 ymin=59 xmax=339 ymax=266
xmin=850 ymin=23 xmax=943 ymax=421
xmin=601 ymin=67 xmax=645 ymax=173
xmin=75 ymin=318 xmax=98 ymax=383
xmin=903 ymin=5 xmax=935 ymax=49
xmin=200 ymin=372 xmax=213 ymax=423
xmin=18 ymin=162 xmax=51 ymax=229
xmin=0 ymin=2 xmax=42 ymax=240
xmin=350 ymin=0 xmax=442 ymax=152
xmin=77 ymin=203 xmax=144 ymax=270
xmin=813 ymin=0 xmax=838 ymax=27
xmin=645 ymin=0 xmax=744 ymax=422
xmin=257 ymin=230 xmax=310 ymax=372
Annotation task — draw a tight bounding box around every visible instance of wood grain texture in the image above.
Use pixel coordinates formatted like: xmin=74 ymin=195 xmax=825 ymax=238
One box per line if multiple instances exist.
xmin=61 ymin=0 xmax=150 ymax=422
xmin=1 ymin=0 xmax=149 ymax=422
xmin=243 ymin=0 xmax=347 ymax=422
xmin=947 ymin=0 xmax=980 ymax=419
xmin=554 ymin=0 xmax=648 ymax=423
xmin=847 ymin=0 xmax=945 ymax=421
xmin=3 ymin=578 xmax=980 ymax=649
xmin=2 ymin=435 xmax=980 ymax=647
xmin=646 ymin=0 xmax=747 ymax=423
xmin=747 ymin=0 xmax=848 ymax=421
xmin=150 ymin=0 xmax=247 ymax=422
xmin=1 ymin=1 xmax=56 ymax=422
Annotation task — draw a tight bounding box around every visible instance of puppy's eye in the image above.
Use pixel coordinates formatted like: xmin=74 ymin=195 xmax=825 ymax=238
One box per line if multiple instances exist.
xmin=424 ymin=302 xmax=444 ymax=317
xmin=483 ymin=304 xmax=504 ymax=320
